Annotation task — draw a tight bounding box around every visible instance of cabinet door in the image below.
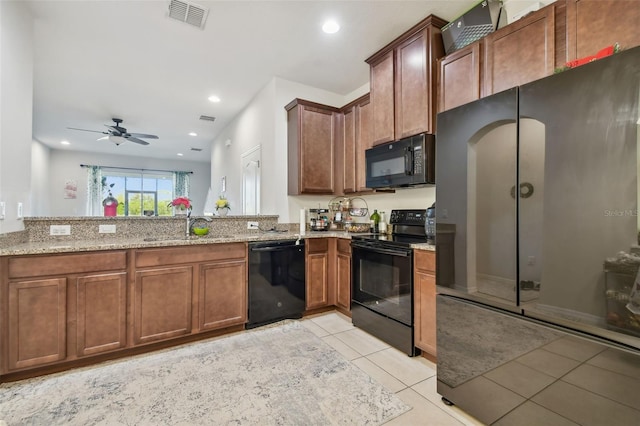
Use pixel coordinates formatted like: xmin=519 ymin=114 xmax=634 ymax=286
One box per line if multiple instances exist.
xmin=76 ymin=272 xmax=127 ymax=357
xmin=300 ymin=105 xmax=335 ymax=193
xmin=484 ymin=5 xmax=555 ymax=95
xmin=306 ymin=239 xmax=329 ymax=309
xmin=355 ymin=97 xmax=372 ymax=192
xmin=133 ymin=266 xmax=193 ymax=345
xmin=567 ymin=0 xmax=640 ymax=60
xmin=336 ymin=240 xmax=351 ymax=311
xmin=342 ymin=105 xmax=357 ymax=193
xmin=370 ymin=50 xmax=396 ymax=145
xmin=199 ymin=259 xmax=247 ymax=331
xmin=414 ymin=251 xmax=436 ymax=356
xmin=8 ymin=278 xmax=67 ymax=370
xmin=395 ymin=31 xmax=430 ymax=138
xmin=438 ymin=42 xmax=482 ymax=112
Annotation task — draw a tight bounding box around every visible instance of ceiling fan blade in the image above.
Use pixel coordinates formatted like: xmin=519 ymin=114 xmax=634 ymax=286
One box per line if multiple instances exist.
xmin=125 ymin=136 xmax=150 ymax=145
xmin=127 ymin=132 xmax=159 ymax=139
xmin=67 ymin=127 xmax=107 ymax=135
xmin=97 ymin=136 xmax=109 ymax=141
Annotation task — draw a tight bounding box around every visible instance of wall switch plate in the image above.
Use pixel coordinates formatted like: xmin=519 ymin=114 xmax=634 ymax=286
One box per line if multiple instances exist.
xmin=247 ymin=221 xmax=259 ymax=230
xmin=17 ymin=202 xmax=23 ymax=220
xmin=50 ymin=225 xmax=71 ymax=236
xmin=0 ymin=202 xmax=5 ymax=220
xmin=99 ymin=224 xmax=116 ymax=234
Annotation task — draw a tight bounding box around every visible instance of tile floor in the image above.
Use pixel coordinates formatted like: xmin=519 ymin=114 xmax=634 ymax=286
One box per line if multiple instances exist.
xmin=300 ymin=311 xmax=483 ymax=426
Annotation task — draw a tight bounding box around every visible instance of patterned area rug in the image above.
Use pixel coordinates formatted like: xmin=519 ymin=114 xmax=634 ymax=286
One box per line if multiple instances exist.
xmin=0 ymin=321 xmax=409 ymax=425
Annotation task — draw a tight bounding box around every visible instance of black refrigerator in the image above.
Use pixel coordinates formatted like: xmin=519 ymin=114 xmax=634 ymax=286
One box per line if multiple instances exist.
xmin=435 ymin=46 xmax=640 ymax=425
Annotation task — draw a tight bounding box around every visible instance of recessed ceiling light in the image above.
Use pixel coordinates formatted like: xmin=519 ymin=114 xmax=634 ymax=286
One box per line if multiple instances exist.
xmin=208 ymin=95 xmax=221 ymax=103
xmin=177 ymin=153 xmax=184 ymax=157
xmin=189 ymin=132 xmax=198 ymax=136
xmin=61 ymin=140 xmax=70 ymax=145
xmin=322 ymin=20 xmax=340 ymax=34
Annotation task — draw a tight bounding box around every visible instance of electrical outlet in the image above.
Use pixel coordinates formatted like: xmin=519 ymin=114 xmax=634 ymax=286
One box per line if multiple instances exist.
xmin=50 ymin=225 xmax=71 ymax=236
xmin=247 ymin=221 xmax=259 ymax=230
xmin=17 ymin=202 xmax=23 ymax=220
xmin=99 ymin=224 xmax=116 ymax=233
xmin=0 ymin=202 xmax=5 ymax=220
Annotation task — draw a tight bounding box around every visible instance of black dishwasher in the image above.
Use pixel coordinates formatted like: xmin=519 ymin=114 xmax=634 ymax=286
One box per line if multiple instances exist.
xmin=247 ymin=239 xmax=306 ymax=329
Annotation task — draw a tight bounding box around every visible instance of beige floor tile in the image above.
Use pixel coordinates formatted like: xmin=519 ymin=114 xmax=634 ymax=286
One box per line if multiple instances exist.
xmin=367 ymin=347 xmax=436 ymax=386
xmin=385 ymin=388 xmax=464 ymax=425
xmin=321 ymin=335 xmax=362 ymax=361
xmin=300 ymin=318 xmax=330 ymax=337
xmin=334 ymin=327 xmax=390 ymax=356
xmin=352 ymin=357 xmax=407 ymax=393
xmin=310 ymin=312 xmax=354 ymax=334
xmin=587 ymin=347 xmax=640 ymax=379
xmin=412 ymin=377 xmax=484 ymax=426
xmin=493 ymin=401 xmax=580 ymax=426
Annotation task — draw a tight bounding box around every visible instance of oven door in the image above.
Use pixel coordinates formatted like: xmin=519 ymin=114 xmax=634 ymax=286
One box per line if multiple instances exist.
xmin=351 ymin=241 xmax=413 ymax=326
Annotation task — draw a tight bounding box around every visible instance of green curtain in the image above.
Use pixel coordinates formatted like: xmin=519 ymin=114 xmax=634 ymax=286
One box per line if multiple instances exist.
xmin=173 ymin=171 xmax=190 ymax=199
xmin=86 ymin=166 xmax=102 ymax=216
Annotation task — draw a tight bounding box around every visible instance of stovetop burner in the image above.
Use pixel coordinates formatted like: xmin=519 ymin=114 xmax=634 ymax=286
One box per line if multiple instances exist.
xmin=351 ymin=209 xmax=429 ymax=248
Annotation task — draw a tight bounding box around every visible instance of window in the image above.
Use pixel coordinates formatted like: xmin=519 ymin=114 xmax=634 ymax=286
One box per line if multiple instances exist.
xmin=86 ymin=166 xmax=190 ymax=217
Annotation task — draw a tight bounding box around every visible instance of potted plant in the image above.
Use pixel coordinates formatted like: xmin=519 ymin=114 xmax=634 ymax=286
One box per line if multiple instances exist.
xmin=216 ymin=195 xmax=230 ymax=217
xmin=169 ymin=197 xmax=192 ymax=215
xmin=101 ymin=178 xmax=118 ymax=216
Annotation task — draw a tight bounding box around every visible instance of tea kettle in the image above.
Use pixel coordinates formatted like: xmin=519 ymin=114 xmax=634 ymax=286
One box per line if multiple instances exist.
xmin=425 ymin=202 xmax=435 ymax=242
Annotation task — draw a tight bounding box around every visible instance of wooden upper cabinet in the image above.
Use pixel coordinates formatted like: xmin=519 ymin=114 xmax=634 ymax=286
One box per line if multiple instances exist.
xmin=286 ymin=99 xmax=339 ymax=195
xmin=355 ymin=96 xmax=372 ymax=192
xmin=566 ymin=0 xmax=640 ymax=59
xmin=438 ymin=41 xmax=482 ymax=112
xmin=367 ymin=15 xmax=446 ymax=144
xmin=369 ymin=51 xmax=396 ymax=145
xmin=342 ymin=105 xmax=357 ymax=194
xmin=484 ymin=3 xmax=556 ymax=95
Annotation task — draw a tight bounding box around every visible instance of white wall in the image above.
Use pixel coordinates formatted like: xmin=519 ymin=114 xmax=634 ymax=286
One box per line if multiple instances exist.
xmin=31 ymin=140 xmax=51 ymax=216
xmin=0 ymin=1 xmax=33 ymax=233
xmin=44 ymin=150 xmax=210 ymax=216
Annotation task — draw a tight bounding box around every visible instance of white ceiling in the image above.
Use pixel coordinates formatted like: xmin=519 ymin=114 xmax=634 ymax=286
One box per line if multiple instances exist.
xmin=27 ymin=0 xmax=477 ymax=162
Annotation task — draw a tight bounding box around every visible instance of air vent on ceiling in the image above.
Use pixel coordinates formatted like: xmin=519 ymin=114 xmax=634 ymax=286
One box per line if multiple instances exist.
xmin=168 ymin=0 xmax=209 ymax=30
xmin=190 ymin=147 xmax=203 ymax=152
xmin=199 ymin=115 xmax=216 ymax=122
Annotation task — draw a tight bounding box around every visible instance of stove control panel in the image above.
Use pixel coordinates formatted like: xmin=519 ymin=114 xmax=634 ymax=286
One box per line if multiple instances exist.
xmin=389 ymin=209 xmax=427 ymax=226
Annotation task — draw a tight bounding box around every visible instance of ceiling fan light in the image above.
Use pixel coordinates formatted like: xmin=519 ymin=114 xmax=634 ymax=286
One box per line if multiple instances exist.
xmin=109 ymin=135 xmax=127 ymax=145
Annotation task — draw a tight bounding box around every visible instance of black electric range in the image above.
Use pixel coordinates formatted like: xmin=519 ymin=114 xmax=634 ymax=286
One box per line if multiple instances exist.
xmin=350 ymin=209 xmax=427 ymax=356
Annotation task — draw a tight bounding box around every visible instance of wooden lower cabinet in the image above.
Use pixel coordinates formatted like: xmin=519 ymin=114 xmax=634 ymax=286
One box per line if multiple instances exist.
xmin=335 ymin=239 xmax=351 ymax=311
xmin=76 ymin=272 xmax=127 ymax=357
xmin=199 ymin=259 xmax=247 ymax=331
xmin=414 ymin=250 xmax=436 ymax=357
xmin=7 ymin=278 xmax=67 ymax=371
xmin=133 ymin=266 xmax=193 ymax=345
xmin=306 ymin=239 xmax=330 ymax=309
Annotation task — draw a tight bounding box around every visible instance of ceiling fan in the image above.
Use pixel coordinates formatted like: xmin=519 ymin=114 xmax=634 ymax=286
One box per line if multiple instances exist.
xmin=67 ymin=118 xmax=159 ymax=146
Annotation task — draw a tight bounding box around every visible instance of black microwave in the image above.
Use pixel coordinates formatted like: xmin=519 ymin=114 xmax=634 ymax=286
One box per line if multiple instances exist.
xmin=365 ymin=133 xmax=435 ymax=188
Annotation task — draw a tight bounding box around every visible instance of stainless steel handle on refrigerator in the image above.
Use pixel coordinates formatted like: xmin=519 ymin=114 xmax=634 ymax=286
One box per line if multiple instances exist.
xmin=404 ymin=147 xmax=414 ymax=176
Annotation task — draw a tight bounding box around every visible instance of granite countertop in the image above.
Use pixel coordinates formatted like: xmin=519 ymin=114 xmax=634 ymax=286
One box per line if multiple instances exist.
xmin=0 ymin=231 xmax=351 ymax=256
xmin=0 ymin=231 xmax=435 ymax=256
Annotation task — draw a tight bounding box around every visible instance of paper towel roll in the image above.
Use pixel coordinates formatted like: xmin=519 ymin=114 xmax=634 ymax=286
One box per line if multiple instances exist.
xmin=299 ymin=208 xmax=306 ymax=235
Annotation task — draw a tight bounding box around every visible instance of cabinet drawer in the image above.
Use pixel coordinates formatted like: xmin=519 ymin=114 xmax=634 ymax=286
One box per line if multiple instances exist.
xmin=415 ymin=250 xmax=435 ymax=273
xmin=8 ymin=251 xmax=127 ymax=279
xmin=337 ymin=239 xmax=351 ymax=254
xmin=306 ymin=238 xmax=329 ymax=253
xmin=135 ymin=243 xmax=246 ymax=268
